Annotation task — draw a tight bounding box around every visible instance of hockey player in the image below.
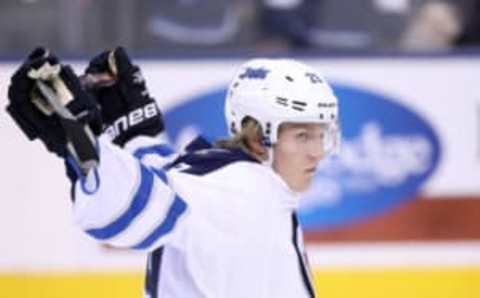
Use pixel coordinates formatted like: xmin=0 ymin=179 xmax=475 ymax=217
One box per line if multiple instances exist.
xmin=6 ymin=47 xmax=340 ymax=298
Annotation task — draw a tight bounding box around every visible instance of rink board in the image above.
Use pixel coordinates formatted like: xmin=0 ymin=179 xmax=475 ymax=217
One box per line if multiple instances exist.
xmin=1 ymin=267 xmax=480 ymax=298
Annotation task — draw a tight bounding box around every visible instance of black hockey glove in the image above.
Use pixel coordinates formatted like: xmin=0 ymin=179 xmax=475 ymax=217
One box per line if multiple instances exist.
xmin=81 ymin=47 xmax=164 ymax=147
xmin=6 ymin=47 xmax=102 ymax=174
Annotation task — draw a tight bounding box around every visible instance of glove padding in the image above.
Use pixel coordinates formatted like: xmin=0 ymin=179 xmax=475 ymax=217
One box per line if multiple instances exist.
xmin=82 ymin=47 xmax=164 ymax=147
xmin=6 ymin=47 xmax=102 ymax=162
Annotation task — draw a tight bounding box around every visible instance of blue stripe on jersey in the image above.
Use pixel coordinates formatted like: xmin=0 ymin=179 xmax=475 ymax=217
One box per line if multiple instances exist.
xmin=81 ymin=168 xmax=101 ymax=195
xmin=132 ymin=195 xmax=187 ymax=249
xmin=86 ymin=164 xmax=154 ymax=240
xmin=66 ymin=155 xmax=101 ymax=195
xmin=134 ymin=144 xmax=175 ymax=160
xmin=151 ymin=167 xmax=168 ymax=184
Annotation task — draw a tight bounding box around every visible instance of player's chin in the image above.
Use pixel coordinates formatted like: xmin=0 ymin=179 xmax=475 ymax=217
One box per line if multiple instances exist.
xmin=292 ymin=177 xmax=314 ymax=193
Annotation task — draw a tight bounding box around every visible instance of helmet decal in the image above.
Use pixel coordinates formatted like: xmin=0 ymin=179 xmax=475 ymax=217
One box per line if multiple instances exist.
xmin=238 ymin=67 xmax=270 ymax=79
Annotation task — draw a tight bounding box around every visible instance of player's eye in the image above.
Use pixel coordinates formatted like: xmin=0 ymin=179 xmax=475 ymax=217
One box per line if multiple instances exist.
xmin=295 ymin=131 xmax=308 ymax=142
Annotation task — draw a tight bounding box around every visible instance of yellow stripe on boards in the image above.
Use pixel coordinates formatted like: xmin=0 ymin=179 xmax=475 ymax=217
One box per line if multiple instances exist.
xmin=0 ymin=271 xmax=144 ymax=298
xmin=313 ymin=267 xmax=480 ymax=298
xmin=1 ymin=268 xmax=480 ymax=298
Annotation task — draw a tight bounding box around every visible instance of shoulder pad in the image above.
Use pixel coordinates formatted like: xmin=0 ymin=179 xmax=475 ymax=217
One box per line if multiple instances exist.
xmin=166 ymin=136 xmax=259 ymax=176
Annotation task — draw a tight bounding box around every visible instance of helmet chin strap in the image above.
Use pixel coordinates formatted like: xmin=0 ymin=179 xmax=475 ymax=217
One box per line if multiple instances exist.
xmin=261 ymin=137 xmax=274 ymax=167
xmin=263 ymin=147 xmax=274 ymax=167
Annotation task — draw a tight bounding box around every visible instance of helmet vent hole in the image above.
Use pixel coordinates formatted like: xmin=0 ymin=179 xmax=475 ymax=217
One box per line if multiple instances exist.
xmin=319 ymin=113 xmax=324 ymax=119
xmin=276 ymin=97 xmax=288 ymax=106
xmin=285 ymin=76 xmax=294 ymax=82
xmin=292 ymin=100 xmax=307 ymax=111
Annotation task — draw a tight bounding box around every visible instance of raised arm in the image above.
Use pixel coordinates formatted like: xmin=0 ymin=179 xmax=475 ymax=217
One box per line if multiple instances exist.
xmin=6 ymin=47 xmax=188 ymax=252
xmin=77 ymin=47 xmax=190 ymax=250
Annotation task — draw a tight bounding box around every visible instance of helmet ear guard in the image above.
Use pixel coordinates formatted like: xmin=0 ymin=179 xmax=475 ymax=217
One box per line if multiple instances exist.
xmin=225 ymin=58 xmax=341 ymax=155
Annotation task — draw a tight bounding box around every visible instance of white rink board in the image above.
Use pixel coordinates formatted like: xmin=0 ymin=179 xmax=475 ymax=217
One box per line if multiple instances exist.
xmin=0 ymin=57 xmax=479 ymax=270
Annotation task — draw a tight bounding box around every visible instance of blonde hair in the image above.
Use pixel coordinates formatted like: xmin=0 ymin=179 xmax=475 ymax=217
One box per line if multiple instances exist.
xmin=215 ymin=117 xmax=268 ymax=161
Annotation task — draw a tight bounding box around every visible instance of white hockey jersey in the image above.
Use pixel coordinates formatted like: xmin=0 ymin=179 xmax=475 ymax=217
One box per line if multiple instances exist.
xmin=71 ymin=134 xmax=315 ymax=298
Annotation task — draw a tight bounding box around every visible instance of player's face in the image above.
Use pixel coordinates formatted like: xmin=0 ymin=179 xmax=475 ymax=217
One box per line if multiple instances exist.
xmin=272 ymin=123 xmax=326 ymax=192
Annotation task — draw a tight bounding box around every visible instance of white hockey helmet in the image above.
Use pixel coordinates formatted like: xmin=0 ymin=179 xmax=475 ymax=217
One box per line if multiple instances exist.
xmin=225 ymin=58 xmax=340 ymax=154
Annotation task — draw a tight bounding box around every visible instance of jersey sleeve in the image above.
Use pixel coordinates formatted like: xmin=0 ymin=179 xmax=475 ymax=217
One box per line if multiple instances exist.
xmin=123 ymin=133 xmax=178 ymax=168
xmin=71 ymin=134 xmax=188 ymax=252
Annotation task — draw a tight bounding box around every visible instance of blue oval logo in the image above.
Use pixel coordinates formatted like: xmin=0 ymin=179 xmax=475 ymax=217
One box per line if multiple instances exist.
xmin=164 ymin=83 xmax=441 ymax=231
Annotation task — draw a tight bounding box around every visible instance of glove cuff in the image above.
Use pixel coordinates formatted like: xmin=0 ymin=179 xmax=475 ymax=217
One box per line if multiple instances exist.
xmin=104 ymin=102 xmax=164 ymax=147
